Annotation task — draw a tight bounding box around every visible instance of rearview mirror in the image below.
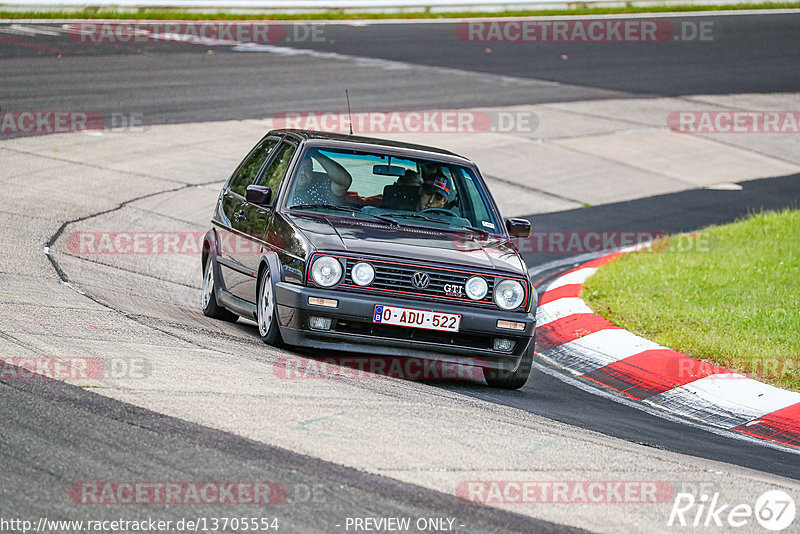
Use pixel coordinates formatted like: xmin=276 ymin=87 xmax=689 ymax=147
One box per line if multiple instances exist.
xmin=246 ymin=185 xmax=272 ymax=205
xmin=373 ymin=164 xmax=406 ymax=177
xmin=506 ymin=218 xmax=531 ymax=238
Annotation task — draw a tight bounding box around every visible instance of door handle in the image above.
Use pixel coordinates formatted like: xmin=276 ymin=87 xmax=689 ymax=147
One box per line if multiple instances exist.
xmin=233 ymin=210 xmax=246 ymax=222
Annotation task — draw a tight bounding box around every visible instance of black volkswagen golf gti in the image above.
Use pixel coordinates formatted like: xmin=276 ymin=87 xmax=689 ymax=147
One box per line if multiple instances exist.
xmin=201 ymin=129 xmax=537 ymax=389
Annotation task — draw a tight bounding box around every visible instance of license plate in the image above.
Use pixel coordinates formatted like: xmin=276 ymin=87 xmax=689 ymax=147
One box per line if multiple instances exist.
xmin=373 ymin=305 xmax=461 ymax=332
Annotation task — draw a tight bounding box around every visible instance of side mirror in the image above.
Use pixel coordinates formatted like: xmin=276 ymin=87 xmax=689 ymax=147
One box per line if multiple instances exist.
xmin=245 ymin=185 xmax=272 ymax=205
xmin=506 ymin=218 xmax=531 ymax=238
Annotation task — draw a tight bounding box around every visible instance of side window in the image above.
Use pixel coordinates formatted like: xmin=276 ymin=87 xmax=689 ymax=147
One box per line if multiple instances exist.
xmin=228 ymin=137 xmax=279 ymax=197
xmin=258 ymin=142 xmax=297 ymax=199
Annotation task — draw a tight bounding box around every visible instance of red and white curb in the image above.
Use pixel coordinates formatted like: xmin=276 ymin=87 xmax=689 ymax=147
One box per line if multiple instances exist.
xmin=535 ymin=252 xmax=800 ymax=448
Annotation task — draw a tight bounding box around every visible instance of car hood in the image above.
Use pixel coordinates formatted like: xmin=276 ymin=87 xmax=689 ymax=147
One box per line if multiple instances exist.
xmin=286 ymin=213 xmax=526 ymax=275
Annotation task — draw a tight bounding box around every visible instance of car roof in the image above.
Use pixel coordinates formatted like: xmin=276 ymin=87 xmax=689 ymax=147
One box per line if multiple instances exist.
xmin=271 ymin=129 xmax=472 ymax=163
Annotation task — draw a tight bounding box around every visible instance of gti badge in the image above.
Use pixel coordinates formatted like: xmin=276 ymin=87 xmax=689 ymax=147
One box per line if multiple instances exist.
xmin=443 ymin=283 xmax=464 ymax=297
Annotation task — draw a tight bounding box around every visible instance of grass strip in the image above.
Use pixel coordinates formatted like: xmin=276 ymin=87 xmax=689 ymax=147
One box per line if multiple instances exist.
xmin=2 ymin=3 xmax=800 ymax=20
xmin=583 ymin=209 xmax=800 ymax=391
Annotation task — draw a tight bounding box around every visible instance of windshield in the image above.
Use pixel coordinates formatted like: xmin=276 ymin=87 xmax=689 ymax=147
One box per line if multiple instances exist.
xmin=285 ymin=146 xmax=503 ymax=235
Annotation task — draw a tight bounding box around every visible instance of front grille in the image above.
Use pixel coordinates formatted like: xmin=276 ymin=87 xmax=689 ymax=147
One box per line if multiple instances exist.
xmin=342 ymin=258 xmax=496 ymax=306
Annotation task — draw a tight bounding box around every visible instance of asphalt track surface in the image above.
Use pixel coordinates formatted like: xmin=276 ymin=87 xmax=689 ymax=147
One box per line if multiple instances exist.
xmin=2 ymin=13 xmax=800 ymax=532
xmin=2 ymin=13 xmax=800 ymax=126
xmin=1 ymin=364 xmax=574 ymax=533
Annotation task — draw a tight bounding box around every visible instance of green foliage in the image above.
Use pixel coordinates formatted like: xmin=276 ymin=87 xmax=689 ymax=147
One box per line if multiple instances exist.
xmin=3 ymin=3 xmax=800 ymax=20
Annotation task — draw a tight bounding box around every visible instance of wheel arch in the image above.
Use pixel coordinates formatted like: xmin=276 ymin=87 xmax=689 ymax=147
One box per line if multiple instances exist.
xmin=201 ymin=228 xmax=217 ymax=275
xmin=256 ymin=251 xmax=286 ymax=344
xmin=257 ymin=251 xmax=284 ymax=301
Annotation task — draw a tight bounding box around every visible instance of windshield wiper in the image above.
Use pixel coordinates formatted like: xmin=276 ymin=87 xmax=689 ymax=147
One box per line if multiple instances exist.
xmin=289 ymin=203 xmax=363 ymax=214
xmin=460 ymin=225 xmax=490 ymax=239
xmin=290 ymin=204 xmax=399 ymax=226
xmin=381 ymin=212 xmax=451 ymax=225
xmin=368 ymin=214 xmax=400 ymax=226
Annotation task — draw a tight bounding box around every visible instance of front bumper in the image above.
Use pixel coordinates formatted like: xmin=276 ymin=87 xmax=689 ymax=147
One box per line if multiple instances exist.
xmin=274 ymin=282 xmax=536 ymax=371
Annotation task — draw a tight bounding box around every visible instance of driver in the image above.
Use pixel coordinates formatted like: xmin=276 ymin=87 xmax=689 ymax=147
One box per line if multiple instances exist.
xmin=415 ymin=175 xmax=450 ymax=211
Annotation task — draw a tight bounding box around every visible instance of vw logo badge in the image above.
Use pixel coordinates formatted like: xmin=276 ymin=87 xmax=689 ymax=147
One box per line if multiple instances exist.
xmin=412 ymin=271 xmax=430 ymax=289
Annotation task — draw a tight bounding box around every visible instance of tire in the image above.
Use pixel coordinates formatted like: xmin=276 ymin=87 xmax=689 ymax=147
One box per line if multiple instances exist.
xmin=201 ymin=255 xmax=238 ymax=322
xmin=257 ymin=267 xmax=284 ymax=347
xmin=483 ymin=342 xmax=534 ymax=390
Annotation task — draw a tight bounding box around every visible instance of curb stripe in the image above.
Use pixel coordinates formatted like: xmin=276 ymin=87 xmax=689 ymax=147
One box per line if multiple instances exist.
xmin=536 ymin=298 xmax=594 ymax=327
xmin=549 ymin=329 xmax=663 ymax=375
xmin=535 ymin=250 xmax=800 ymax=448
xmin=733 ymin=403 xmax=800 ymax=445
xmin=649 ymin=375 xmax=800 ymax=430
xmin=583 ymin=350 xmax=732 ymax=400
xmin=574 ymin=252 xmax=624 ymax=270
xmin=539 ymin=283 xmax=582 ymax=305
xmin=536 ymin=314 xmax=618 ymax=347
xmin=544 ymin=267 xmax=598 ymax=291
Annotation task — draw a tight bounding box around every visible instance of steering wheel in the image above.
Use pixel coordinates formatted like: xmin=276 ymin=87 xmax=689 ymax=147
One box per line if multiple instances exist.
xmin=420 ymin=208 xmax=454 ymax=216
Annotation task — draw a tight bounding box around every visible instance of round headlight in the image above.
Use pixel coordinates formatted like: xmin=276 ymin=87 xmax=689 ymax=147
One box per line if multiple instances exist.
xmin=465 ymin=276 xmax=488 ymax=300
xmin=310 ymin=256 xmax=342 ymax=287
xmin=494 ymin=279 xmax=525 ymax=310
xmin=351 ymin=262 xmax=375 ymax=286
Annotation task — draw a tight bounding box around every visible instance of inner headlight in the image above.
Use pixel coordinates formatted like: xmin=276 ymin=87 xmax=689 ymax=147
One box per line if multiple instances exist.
xmin=465 ymin=276 xmax=488 ymax=300
xmin=351 ymin=261 xmax=375 ymax=286
xmin=310 ymin=256 xmax=343 ymax=287
xmin=494 ymin=279 xmax=525 ymax=310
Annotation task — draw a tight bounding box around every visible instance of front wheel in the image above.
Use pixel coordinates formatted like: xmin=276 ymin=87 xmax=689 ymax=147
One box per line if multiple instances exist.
xmin=257 ymin=268 xmax=284 ymax=347
xmin=201 ymin=256 xmax=238 ymax=322
xmin=483 ymin=343 xmax=534 ymax=390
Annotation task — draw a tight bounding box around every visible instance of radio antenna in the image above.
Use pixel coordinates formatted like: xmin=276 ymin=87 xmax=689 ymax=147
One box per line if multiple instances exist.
xmin=345 ymin=89 xmax=354 ymax=135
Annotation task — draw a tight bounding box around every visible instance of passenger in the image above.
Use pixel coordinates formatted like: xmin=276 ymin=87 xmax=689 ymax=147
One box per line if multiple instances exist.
xmin=420 ymin=162 xmax=442 ymax=182
xmin=415 ymin=175 xmax=450 ymax=211
xmin=291 ymin=150 xmax=352 ymax=206
xmin=397 ymin=169 xmax=422 ymax=187
xmin=380 ymin=169 xmax=423 ymax=210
